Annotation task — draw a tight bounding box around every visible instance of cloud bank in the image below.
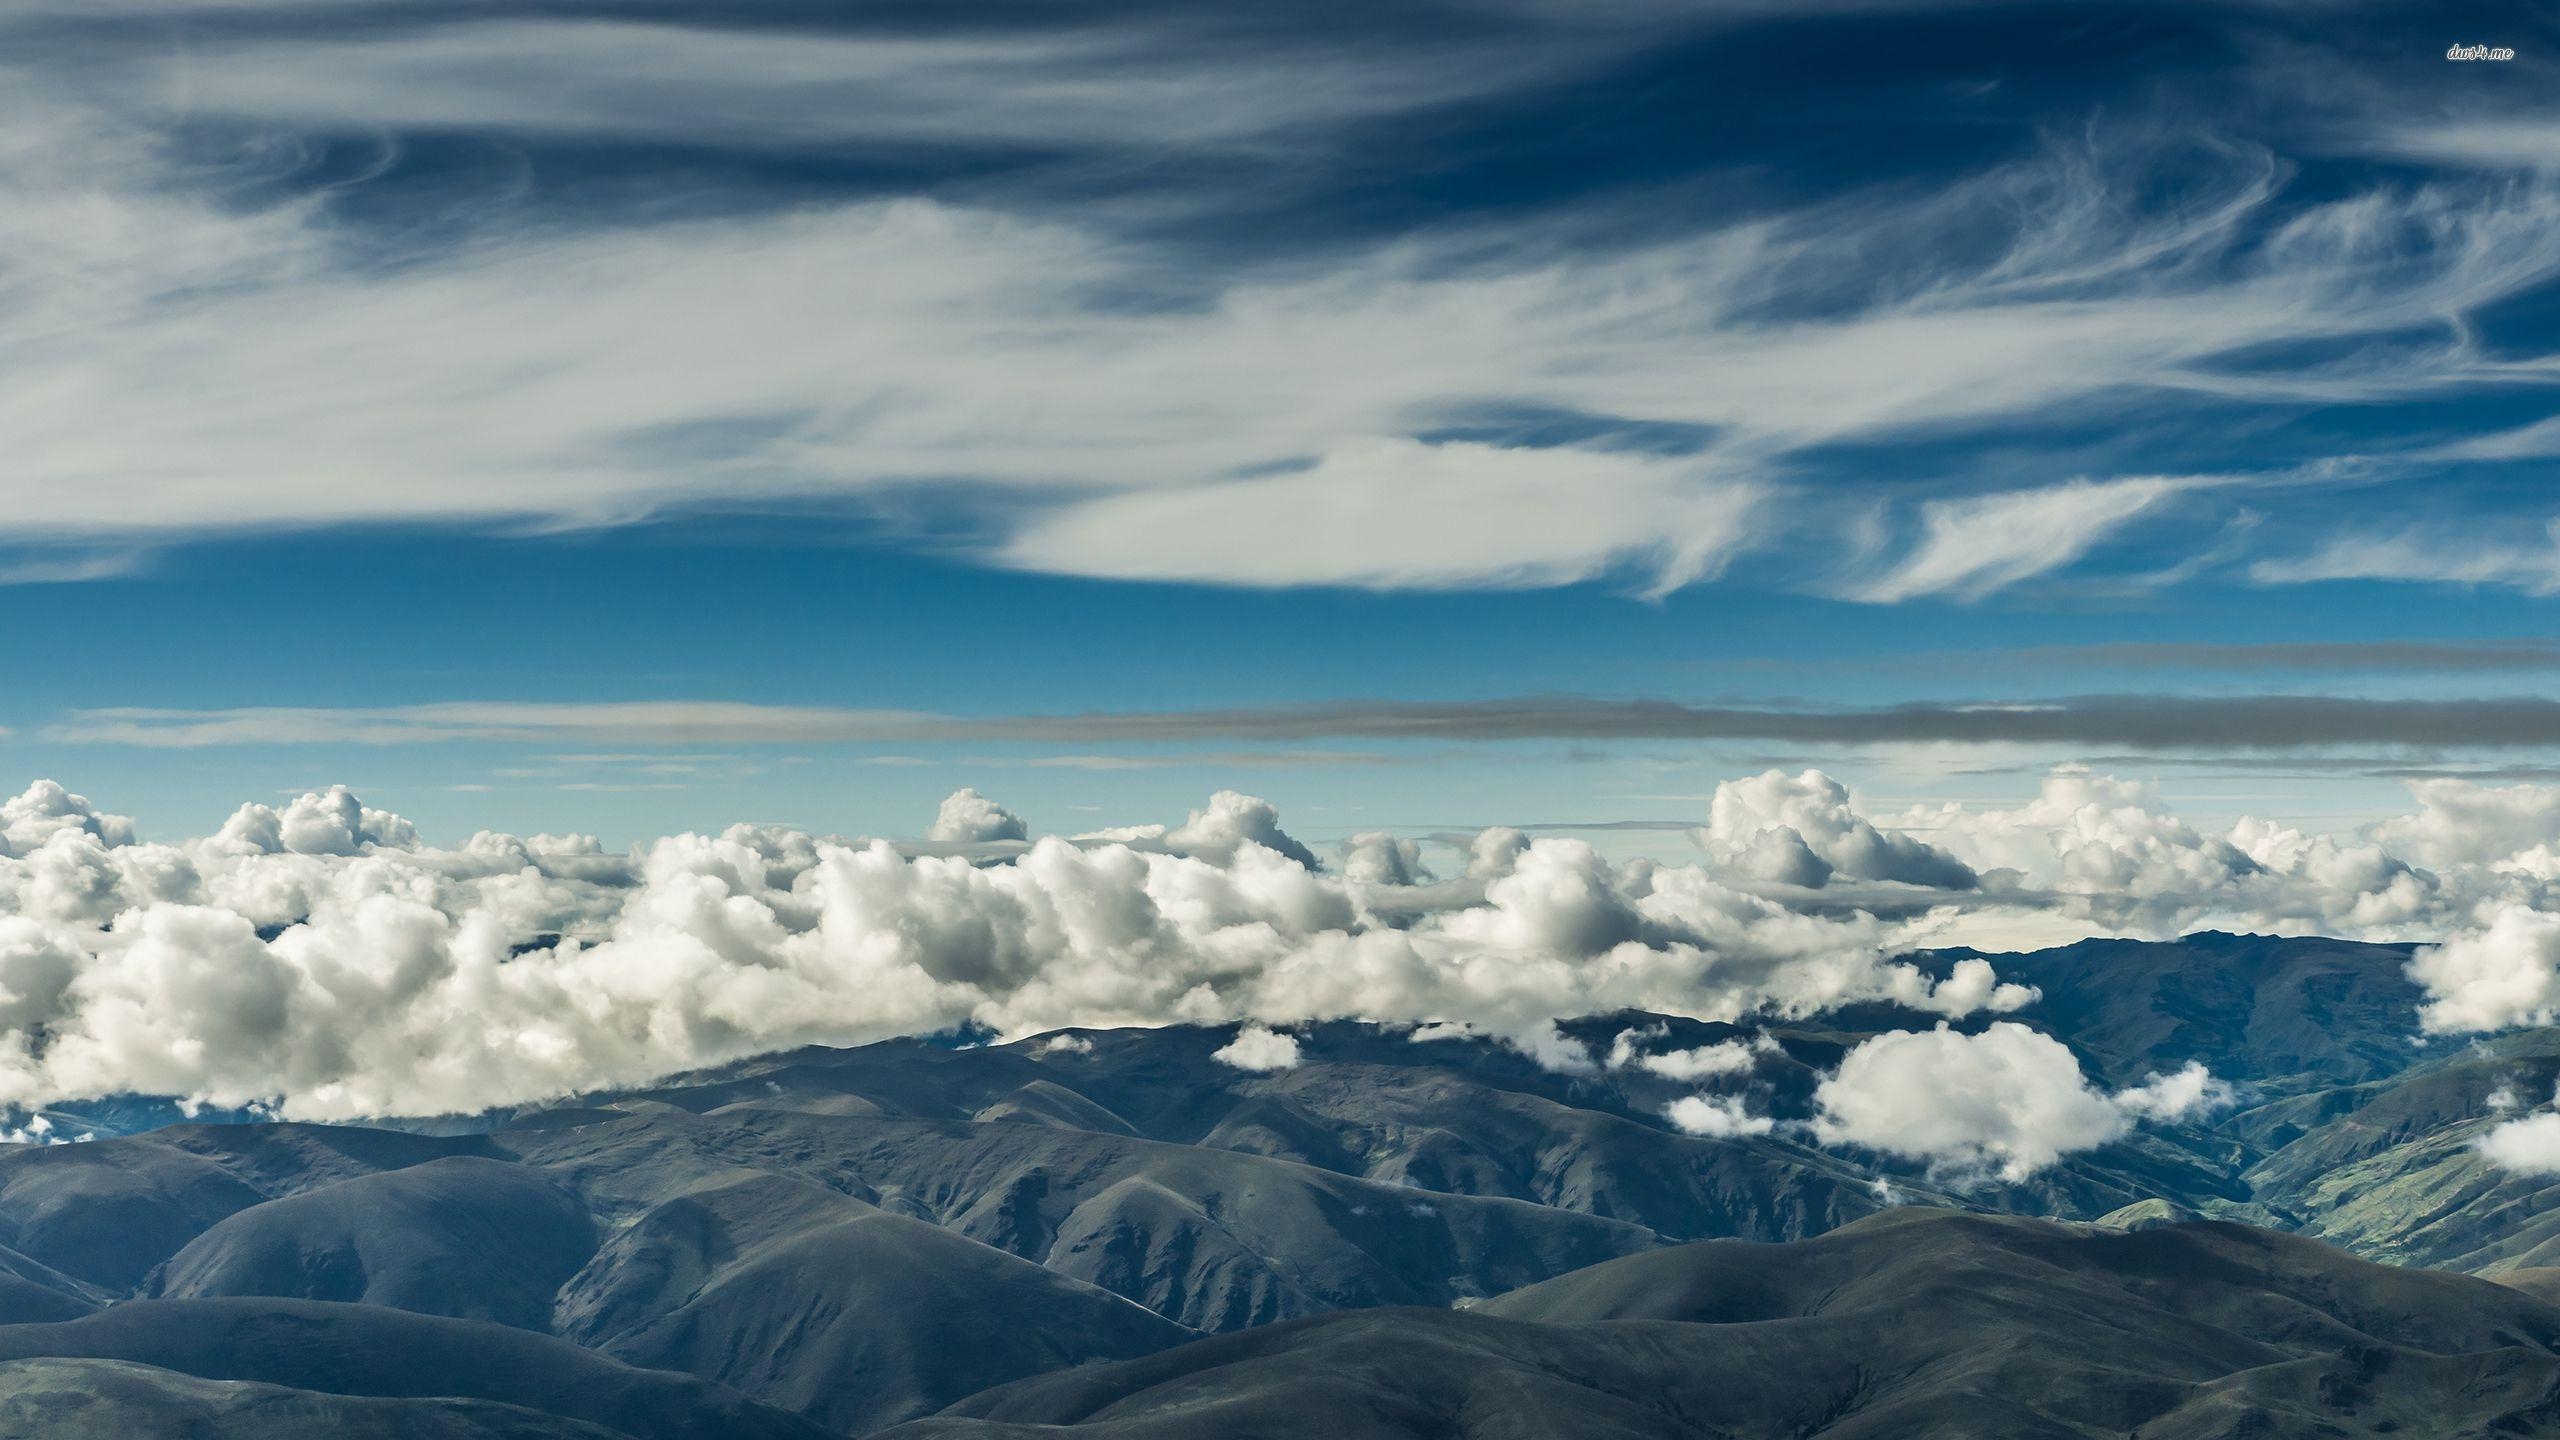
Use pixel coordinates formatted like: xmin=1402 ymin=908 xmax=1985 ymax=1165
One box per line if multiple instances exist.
xmin=0 ymin=779 xmax=2031 ymax=1121
xmin=2 ymin=764 xmax=2560 ymax=1148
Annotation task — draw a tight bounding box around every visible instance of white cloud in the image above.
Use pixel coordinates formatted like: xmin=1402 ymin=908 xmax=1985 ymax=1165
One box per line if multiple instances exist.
xmin=1001 ymin=439 xmax=1763 ymax=597
xmin=2 ymin=764 xmax=2557 ymax=1121
xmin=2252 ymin=521 xmax=2560 ymax=596
xmin=1698 ymin=769 xmax=1976 ymax=888
xmin=1466 ymin=828 xmax=1530 ymax=881
xmin=2375 ymin=119 xmax=2560 ymax=172
xmin=2112 ymin=1061 xmax=2237 ymax=1123
xmin=1340 ymin=831 xmax=1432 ymax=888
xmin=1813 ymin=1023 xmax=2132 ymax=1181
xmin=2431 ymin=413 xmax=2560 ymax=463
xmin=86 ymin=10 xmax=1697 ymax=157
xmin=2372 ymin=778 xmax=2560 ymax=870
xmin=1809 ymin=1025 xmax=2238 ymax=1180
xmin=1640 ymin=1046 xmax=1758 ymax=1081
xmin=0 ymin=779 xmax=2063 ymax=1119
xmin=1663 ymin=1092 xmax=1774 ymax=1138
xmin=1164 ymin=790 xmax=1318 ymax=869
xmin=2478 ymin=1112 xmax=2560 ymax=1175
xmin=0 ymin=48 xmax=2553 ymax=597
xmin=1848 ymin=476 xmax=2198 ymax=603
xmin=0 ymin=781 xmax=135 ymax=855
xmin=1896 ymin=767 xmax=2445 ymax=941
xmin=2410 ymin=906 xmax=2560 ymax=1035
xmin=927 ymin=788 xmax=1028 ymax=845
xmin=1212 ymin=1025 xmax=1302 ymax=1072
xmin=1605 ymin=1022 xmax=1773 ymax=1079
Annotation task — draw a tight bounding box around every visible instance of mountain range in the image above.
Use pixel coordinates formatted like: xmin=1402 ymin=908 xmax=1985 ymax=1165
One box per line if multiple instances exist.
xmin=5 ymin=932 xmax=2559 ymax=1437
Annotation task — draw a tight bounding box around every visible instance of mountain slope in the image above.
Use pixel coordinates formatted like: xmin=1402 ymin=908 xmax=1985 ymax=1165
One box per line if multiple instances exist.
xmin=0 ymin=1356 xmax=634 ymax=1439
xmin=504 ymin=1108 xmax=1663 ymax=1330
xmin=556 ymin=1170 xmax=1192 ymax=1433
xmin=0 ymin=1298 xmax=830 ymax=1440
xmin=889 ymin=1208 xmax=2560 ymax=1440
xmin=155 ymin=1156 xmax=598 ymax=1327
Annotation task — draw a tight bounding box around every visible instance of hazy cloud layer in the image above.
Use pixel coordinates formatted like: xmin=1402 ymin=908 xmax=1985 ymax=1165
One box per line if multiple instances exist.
xmin=1995 ymin=641 xmax=2560 ymax=675
xmin=48 ymin=692 xmax=2560 ymax=751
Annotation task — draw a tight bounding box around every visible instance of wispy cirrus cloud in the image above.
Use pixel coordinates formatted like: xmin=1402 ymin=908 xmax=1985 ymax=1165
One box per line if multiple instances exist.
xmin=1942 ymin=639 xmax=2560 ymax=674
xmin=2252 ymin=521 xmax=2560 ymax=596
xmin=999 ymin=439 xmax=1763 ymax=595
xmin=1845 ymin=476 xmax=2202 ymax=602
xmin=0 ymin=0 xmax=2554 ymax=598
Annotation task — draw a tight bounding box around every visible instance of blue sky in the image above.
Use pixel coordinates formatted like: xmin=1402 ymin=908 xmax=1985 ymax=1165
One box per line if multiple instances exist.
xmin=4 ymin=0 xmax=2559 ymax=846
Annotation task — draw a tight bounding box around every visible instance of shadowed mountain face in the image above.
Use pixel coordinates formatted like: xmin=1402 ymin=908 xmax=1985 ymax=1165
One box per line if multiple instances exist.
xmin=887 ymin=1210 xmax=2560 ymax=1440
xmin=0 ymin=1357 xmax=632 ymax=1440
xmin=156 ymin=1156 xmax=598 ymax=1328
xmin=0 ymin=1298 xmax=829 ymax=1440
xmin=2 ymin=933 xmax=2560 ymax=1435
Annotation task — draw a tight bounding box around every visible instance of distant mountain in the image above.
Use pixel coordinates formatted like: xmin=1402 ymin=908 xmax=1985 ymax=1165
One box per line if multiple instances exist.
xmin=1915 ymin=931 xmax=2430 ymax=1092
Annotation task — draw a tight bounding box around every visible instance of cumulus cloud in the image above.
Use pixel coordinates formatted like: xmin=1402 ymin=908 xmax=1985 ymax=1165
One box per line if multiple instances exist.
xmin=2409 ymin=906 xmax=2560 ymax=1034
xmin=1212 ymin=1025 xmax=1302 ymax=1072
xmin=1813 ymin=1023 xmax=2132 ymax=1181
xmin=2112 ymin=1061 xmax=2237 ymax=1123
xmin=1906 ymin=768 xmax=2255 ymax=901
xmin=0 ymin=782 xmax=134 ymax=855
xmin=1164 ymin=790 xmax=1318 ymax=869
xmin=1465 ymin=827 xmax=1530 ymax=881
xmin=2478 ymin=1112 xmax=2560 ymax=1175
xmin=927 ymin=788 xmax=1028 ymax=845
xmin=1340 ymin=831 xmax=1432 ymax=888
xmin=1812 ymin=1023 xmax=2235 ymax=1181
xmin=2373 ymin=778 xmax=2560 ymax=871
xmin=1663 ymin=1093 xmax=1775 ymax=1138
xmin=1699 ymin=769 xmax=1976 ymax=889
xmin=1894 ymin=767 xmax=2459 ymax=937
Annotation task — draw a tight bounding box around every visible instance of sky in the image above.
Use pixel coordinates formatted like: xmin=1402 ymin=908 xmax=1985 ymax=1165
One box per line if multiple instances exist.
xmin=4 ymin=0 xmax=2560 ymax=851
